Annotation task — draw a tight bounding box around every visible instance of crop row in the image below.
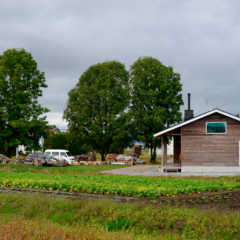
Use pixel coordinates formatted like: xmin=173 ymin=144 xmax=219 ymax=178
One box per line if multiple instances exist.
xmin=0 ymin=172 xmax=239 ymax=197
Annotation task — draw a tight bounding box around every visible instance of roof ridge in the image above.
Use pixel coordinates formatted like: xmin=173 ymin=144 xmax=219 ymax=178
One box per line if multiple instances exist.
xmin=154 ymin=108 xmax=240 ymax=138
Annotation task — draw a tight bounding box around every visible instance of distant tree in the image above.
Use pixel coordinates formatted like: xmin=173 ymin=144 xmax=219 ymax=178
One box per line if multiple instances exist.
xmin=44 ymin=132 xmax=69 ymax=150
xmin=0 ymin=49 xmax=48 ymax=156
xmin=130 ymin=57 xmax=183 ymax=162
xmin=64 ymin=61 xmax=131 ymax=160
xmin=67 ymin=133 xmax=91 ymax=155
xmin=44 ymin=131 xmax=89 ymax=155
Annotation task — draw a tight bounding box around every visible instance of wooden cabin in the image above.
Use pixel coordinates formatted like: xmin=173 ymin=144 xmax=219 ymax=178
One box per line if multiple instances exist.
xmin=154 ymin=96 xmax=240 ymax=172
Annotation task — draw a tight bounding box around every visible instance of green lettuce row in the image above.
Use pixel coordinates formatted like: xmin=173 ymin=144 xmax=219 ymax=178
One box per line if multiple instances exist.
xmin=0 ymin=172 xmax=239 ymax=197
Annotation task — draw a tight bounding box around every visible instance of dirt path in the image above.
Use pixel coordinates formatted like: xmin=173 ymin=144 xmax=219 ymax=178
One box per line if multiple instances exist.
xmin=1 ymin=187 xmax=240 ymax=210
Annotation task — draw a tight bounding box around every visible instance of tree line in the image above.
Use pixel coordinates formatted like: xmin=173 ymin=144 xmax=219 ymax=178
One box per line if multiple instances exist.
xmin=64 ymin=57 xmax=183 ymax=161
xmin=0 ymin=48 xmax=183 ymax=162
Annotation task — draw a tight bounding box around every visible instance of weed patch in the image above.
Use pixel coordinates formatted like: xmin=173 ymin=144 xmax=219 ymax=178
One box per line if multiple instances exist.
xmin=0 ymin=193 xmax=239 ymax=239
xmin=106 ymin=217 xmax=130 ymax=231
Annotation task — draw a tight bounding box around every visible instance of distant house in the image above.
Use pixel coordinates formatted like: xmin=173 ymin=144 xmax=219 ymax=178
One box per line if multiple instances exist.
xmin=154 ymin=94 xmax=240 ymax=171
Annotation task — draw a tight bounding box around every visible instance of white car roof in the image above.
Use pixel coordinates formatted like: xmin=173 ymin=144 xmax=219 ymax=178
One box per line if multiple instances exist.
xmin=45 ymin=149 xmax=68 ymax=152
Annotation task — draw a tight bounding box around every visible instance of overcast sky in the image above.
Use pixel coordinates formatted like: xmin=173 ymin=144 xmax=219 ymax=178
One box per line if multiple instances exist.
xmin=1 ymin=0 xmax=240 ymax=129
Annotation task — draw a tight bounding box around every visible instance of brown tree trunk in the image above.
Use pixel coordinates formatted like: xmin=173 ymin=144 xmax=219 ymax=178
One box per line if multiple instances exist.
xmin=150 ymin=143 xmax=156 ymax=163
xmin=100 ymin=153 xmax=105 ymax=161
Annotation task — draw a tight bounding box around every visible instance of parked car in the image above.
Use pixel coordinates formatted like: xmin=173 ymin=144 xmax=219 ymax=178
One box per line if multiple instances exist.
xmin=44 ymin=149 xmax=74 ymax=165
xmin=25 ymin=153 xmax=66 ymax=166
xmin=25 ymin=153 xmax=47 ymax=162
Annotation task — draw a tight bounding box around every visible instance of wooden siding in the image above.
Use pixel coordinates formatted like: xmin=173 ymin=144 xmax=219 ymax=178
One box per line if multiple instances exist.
xmin=181 ymin=113 xmax=240 ymax=166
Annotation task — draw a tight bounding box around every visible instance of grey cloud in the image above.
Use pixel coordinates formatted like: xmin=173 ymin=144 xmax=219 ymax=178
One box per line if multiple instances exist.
xmin=1 ymin=0 xmax=240 ymax=128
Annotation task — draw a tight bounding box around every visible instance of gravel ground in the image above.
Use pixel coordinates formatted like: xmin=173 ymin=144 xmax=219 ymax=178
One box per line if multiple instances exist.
xmin=102 ymin=165 xmax=240 ymax=176
xmin=101 ymin=165 xmax=161 ymax=176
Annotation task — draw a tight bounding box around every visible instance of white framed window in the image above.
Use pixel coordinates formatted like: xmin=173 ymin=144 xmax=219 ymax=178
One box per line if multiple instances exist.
xmin=206 ymin=122 xmax=227 ymax=134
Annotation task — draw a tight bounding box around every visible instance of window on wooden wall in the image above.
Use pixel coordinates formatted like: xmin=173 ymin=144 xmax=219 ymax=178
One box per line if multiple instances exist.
xmin=206 ymin=122 xmax=227 ymax=134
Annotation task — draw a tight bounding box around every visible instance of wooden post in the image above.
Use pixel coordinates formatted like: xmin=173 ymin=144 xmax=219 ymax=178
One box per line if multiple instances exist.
xmin=161 ymin=136 xmax=167 ymax=172
xmin=161 ymin=137 xmax=164 ymax=172
xmin=163 ymin=136 xmax=167 ymax=170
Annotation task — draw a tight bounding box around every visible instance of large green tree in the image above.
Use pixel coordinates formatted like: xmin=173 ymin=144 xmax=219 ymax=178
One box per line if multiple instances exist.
xmin=64 ymin=61 xmax=131 ymax=160
xmin=130 ymin=57 xmax=183 ymax=162
xmin=0 ymin=49 xmax=48 ymax=156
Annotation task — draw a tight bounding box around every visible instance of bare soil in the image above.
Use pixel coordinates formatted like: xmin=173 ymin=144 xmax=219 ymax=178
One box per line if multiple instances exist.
xmin=1 ymin=187 xmax=240 ymax=211
xmin=144 ymin=189 xmax=240 ymax=210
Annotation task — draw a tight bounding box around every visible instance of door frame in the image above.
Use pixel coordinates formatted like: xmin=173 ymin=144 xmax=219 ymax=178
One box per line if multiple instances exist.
xmin=239 ymin=141 xmax=240 ymax=166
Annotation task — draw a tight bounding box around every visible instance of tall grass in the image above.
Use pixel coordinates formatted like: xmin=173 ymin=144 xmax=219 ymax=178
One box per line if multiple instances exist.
xmin=0 ymin=193 xmax=239 ymax=239
xmin=0 ymin=218 xmax=136 ymax=240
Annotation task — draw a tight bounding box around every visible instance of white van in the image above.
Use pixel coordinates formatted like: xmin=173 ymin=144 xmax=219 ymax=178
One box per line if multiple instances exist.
xmin=45 ymin=149 xmax=75 ymax=165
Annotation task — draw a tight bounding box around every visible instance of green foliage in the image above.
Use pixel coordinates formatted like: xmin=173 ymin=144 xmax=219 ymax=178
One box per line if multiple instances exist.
xmin=44 ymin=132 xmax=69 ymax=150
xmin=0 ymin=49 xmax=48 ymax=156
xmin=64 ymin=61 xmax=132 ymax=160
xmin=44 ymin=131 xmax=92 ymax=155
xmin=0 ymin=163 xmax=126 ymax=175
xmin=0 ymin=169 xmax=239 ymax=197
xmin=129 ymin=57 xmax=183 ymax=162
xmin=106 ymin=218 xmax=130 ymax=231
xmin=67 ymin=132 xmax=92 ymax=155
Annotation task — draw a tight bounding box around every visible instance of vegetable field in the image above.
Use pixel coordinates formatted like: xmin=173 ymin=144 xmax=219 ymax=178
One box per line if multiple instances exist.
xmin=0 ymin=171 xmax=240 ymax=197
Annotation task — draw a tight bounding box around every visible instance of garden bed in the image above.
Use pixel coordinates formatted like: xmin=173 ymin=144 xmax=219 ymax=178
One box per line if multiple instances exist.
xmin=0 ymin=171 xmax=240 ymax=197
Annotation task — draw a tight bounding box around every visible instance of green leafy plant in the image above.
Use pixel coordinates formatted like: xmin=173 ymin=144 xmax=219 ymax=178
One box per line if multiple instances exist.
xmin=0 ymin=170 xmax=239 ymax=197
xmin=106 ymin=217 xmax=130 ymax=232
